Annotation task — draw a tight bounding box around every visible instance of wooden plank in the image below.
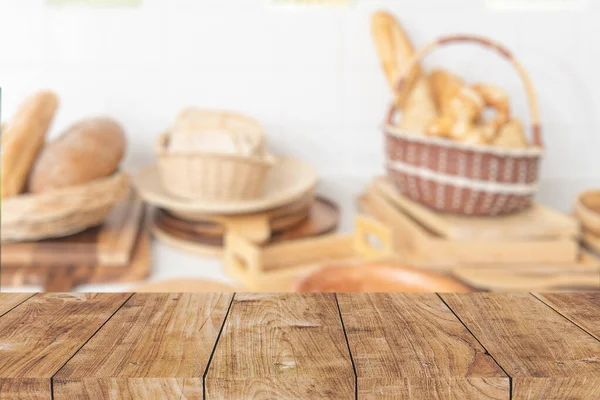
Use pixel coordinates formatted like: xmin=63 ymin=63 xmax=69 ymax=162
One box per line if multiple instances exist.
xmin=338 ymin=293 xmax=509 ymax=399
xmin=54 ymin=293 xmax=232 ymax=399
xmin=0 ymin=293 xmax=34 ymax=317
xmin=0 ymin=293 xmax=130 ymax=400
xmin=441 ymin=293 xmax=600 ymax=399
xmin=205 ymin=293 xmax=354 ymax=399
xmin=375 ymin=176 xmax=579 ymax=240
xmin=534 ymin=293 xmax=600 ymax=341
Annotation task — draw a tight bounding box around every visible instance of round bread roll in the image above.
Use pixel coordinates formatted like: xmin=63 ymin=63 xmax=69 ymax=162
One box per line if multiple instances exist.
xmin=28 ymin=117 xmax=126 ymax=194
xmin=295 ymin=263 xmax=475 ymax=293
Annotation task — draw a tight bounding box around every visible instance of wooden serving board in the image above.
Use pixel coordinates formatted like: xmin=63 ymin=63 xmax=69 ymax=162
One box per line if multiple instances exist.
xmin=359 ymin=186 xmax=580 ymax=266
xmin=1 ymin=191 xmax=144 ymax=267
xmin=1 ymin=222 xmax=152 ymax=292
xmin=152 ymin=197 xmax=340 ymax=250
xmin=375 ymin=176 xmax=580 ymax=240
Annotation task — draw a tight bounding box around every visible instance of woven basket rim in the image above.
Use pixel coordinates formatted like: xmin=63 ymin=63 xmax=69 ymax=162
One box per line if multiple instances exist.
xmin=155 ymin=132 xmax=275 ymax=166
xmin=1 ymin=172 xmax=130 ymax=224
xmin=384 ymin=124 xmax=545 ymax=157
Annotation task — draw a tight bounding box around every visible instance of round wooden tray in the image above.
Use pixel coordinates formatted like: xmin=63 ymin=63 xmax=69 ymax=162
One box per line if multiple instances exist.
xmin=134 ymin=156 xmax=317 ymax=215
xmin=151 ymin=197 xmax=340 ymax=252
xmin=156 ymin=198 xmax=312 ymax=238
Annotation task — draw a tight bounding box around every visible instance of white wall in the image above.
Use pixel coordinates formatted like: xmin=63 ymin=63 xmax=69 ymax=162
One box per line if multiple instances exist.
xmin=1 ymin=0 xmax=599 ymax=206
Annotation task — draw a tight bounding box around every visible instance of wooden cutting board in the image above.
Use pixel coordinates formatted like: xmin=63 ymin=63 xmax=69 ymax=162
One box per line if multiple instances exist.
xmin=374 ymin=176 xmax=580 ymax=240
xmin=1 ymin=221 xmax=152 ymax=292
xmin=1 ymin=191 xmax=144 ymax=266
xmin=151 ymin=198 xmax=340 ymax=257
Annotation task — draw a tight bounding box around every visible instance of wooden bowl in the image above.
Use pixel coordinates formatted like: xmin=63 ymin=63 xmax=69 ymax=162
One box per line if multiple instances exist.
xmin=575 ymin=190 xmax=600 ymax=235
xmin=294 ymin=263 xmax=475 ymax=293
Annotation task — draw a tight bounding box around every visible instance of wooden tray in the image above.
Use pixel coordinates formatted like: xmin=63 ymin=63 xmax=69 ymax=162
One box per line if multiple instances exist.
xmin=1 ymin=191 xmax=144 ymax=267
xmin=358 ymin=185 xmax=580 ymax=267
xmin=152 ymin=197 xmax=340 ymax=252
xmin=224 ymin=216 xmax=394 ymax=291
xmin=1 ymin=218 xmax=152 ymax=292
xmin=134 ymin=156 xmax=317 ymax=215
xmin=374 ymin=176 xmax=580 ymax=240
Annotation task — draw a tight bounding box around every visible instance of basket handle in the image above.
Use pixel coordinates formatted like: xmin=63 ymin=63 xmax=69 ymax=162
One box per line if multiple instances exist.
xmin=386 ymin=34 xmax=542 ymax=147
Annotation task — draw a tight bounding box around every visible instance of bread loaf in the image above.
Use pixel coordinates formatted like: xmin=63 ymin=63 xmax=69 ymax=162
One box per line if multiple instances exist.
xmin=28 ymin=117 xmax=126 ymax=193
xmin=1 ymin=91 xmax=59 ymax=198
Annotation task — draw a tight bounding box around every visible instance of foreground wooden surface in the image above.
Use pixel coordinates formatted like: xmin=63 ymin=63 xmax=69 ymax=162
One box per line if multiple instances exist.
xmin=0 ymin=293 xmax=599 ymax=399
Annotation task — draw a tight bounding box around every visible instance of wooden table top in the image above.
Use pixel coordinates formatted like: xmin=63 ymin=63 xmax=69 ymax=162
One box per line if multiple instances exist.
xmin=1 ymin=292 xmax=599 ymax=399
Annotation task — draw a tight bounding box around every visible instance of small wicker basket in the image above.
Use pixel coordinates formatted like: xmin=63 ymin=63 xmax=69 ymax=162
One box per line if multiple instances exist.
xmin=384 ymin=35 xmax=544 ymax=216
xmin=156 ymin=132 xmax=275 ymax=201
xmin=1 ymin=172 xmax=130 ymax=242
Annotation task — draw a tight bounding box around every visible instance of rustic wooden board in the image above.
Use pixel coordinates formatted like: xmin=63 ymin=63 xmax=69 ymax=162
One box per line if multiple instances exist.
xmin=441 ymin=293 xmax=600 ymax=399
xmin=1 ymin=225 xmax=152 ymax=292
xmin=0 ymin=293 xmax=130 ymax=400
xmin=205 ymin=293 xmax=355 ymax=399
xmin=359 ymin=189 xmax=579 ymax=266
xmin=534 ymin=293 xmax=600 ymax=341
xmin=0 ymin=293 xmax=33 ymax=317
xmin=153 ymin=197 xmax=340 ymax=247
xmin=54 ymin=293 xmax=233 ymax=399
xmin=1 ymin=191 xmax=144 ymax=266
xmin=375 ymin=176 xmax=580 ymax=240
xmin=337 ymin=293 xmax=509 ymax=399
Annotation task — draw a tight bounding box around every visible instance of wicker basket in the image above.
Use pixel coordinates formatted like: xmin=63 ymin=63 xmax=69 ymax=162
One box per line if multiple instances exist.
xmin=155 ymin=132 xmax=275 ymax=201
xmin=384 ymin=35 xmax=544 ymax=216
xmin=1 ymin=172 xmax=130 ymax=242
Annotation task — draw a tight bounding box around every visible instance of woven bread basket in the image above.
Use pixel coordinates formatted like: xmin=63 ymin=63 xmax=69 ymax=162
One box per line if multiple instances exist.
xmin=1 ymin=171 xmax=130 ymax=242
xmin=575 ymin=191 xmax=600 ymax=236
xmin=384 ymin=35 xmax=544 ymax=216
xmin=155 ymin=132 xmax=275 ymax=201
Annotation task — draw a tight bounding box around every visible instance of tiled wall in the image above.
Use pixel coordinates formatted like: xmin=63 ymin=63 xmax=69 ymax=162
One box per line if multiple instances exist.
xmin=1 ymin=0 xmax=599 ymax=183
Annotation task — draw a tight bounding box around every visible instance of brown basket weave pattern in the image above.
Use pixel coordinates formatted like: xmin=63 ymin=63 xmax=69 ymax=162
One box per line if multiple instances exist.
xmin=384 ymin=35 xmax=544 ymax=216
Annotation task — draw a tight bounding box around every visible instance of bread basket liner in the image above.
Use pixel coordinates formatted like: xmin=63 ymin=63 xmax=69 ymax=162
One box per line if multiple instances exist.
xmin=383 ymin=35 xmax=545 ymax=216
xmin=2 ymin=172 xmax=130 ymax=242
xmin=155 ymin=132 xmax=275 ymax=201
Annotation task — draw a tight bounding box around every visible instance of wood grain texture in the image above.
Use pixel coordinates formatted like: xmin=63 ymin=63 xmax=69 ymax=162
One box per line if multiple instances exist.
xmin=441 ymin=293 xmax=600 ymax=399
xmin=54 ymin=293 xmax=232 ymax=399
xmin=535 ymin=293 xmax=600 ymax=341
xmin=0 ymin=293 xmax=33 ymax=317
xmin=205 ymin=293 xmax=355 ymax=399
xmin=0 ymin=293 xmax=130 ymax=400
xmin=338 ymin=293 xmax=508 ymax=399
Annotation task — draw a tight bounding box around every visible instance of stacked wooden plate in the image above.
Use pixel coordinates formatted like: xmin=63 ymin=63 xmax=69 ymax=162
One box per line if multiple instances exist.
xmin=575 ymin=190 xmax=600 ymax=256
xmin=134 ymin=156 xmax=341 ymax=257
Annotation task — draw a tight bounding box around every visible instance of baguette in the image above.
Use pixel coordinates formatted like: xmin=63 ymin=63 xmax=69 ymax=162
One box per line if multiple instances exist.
xmin=371 ymin=11 xmax=421 ymax=108
xmin=28 ymin=117 xmax=126 ymax=193
xmin=1 ymin=91 xmax=59 ymax=198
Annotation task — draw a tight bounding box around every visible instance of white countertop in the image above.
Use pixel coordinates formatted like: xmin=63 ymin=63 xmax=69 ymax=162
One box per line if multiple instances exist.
xmin=2 ymin=176 xmax=598 ymax=293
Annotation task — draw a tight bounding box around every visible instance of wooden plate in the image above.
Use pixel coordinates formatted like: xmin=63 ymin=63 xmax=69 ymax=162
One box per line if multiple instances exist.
xmin=134 ymin=156 xmax=317 ymax=215
xmin=156 ymin=200 xmax=311 ymax=238
xmin=151 ymin=197 xmax=340 ymax=253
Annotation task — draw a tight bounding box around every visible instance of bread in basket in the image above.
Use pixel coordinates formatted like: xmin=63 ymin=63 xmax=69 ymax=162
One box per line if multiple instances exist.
xmin=384 ymin=35 xmax=544 ymax=216
xmin=156 ymin=110 xmax=275 ymax=201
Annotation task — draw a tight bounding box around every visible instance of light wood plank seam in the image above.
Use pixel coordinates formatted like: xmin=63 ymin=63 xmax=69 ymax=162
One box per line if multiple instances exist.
xmin=334 ymin=293 xmax=358 ymax=400
xmin=530 ymin=293 xmax=600 ymax=343
xmin=0 ymin=293 xmax=36 ymax=319
xmin=49 ymin=293 xmax=134 ymax=398
xmin=437 ymin=293 xmax=514 ymax=399
xmin=203 ymin=292 xmax=236 ymax=400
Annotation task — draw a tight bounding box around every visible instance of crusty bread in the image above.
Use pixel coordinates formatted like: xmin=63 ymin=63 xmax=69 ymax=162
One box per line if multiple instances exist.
xmin=1 ymin=91 xmax=59 ymax=198
xmin=28 ymin=117 xmax=126 ymax=194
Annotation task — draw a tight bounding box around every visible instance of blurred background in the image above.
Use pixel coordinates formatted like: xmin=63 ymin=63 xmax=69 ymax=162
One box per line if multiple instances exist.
xmin=1 ymin=0 xmax=598 ymax=211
